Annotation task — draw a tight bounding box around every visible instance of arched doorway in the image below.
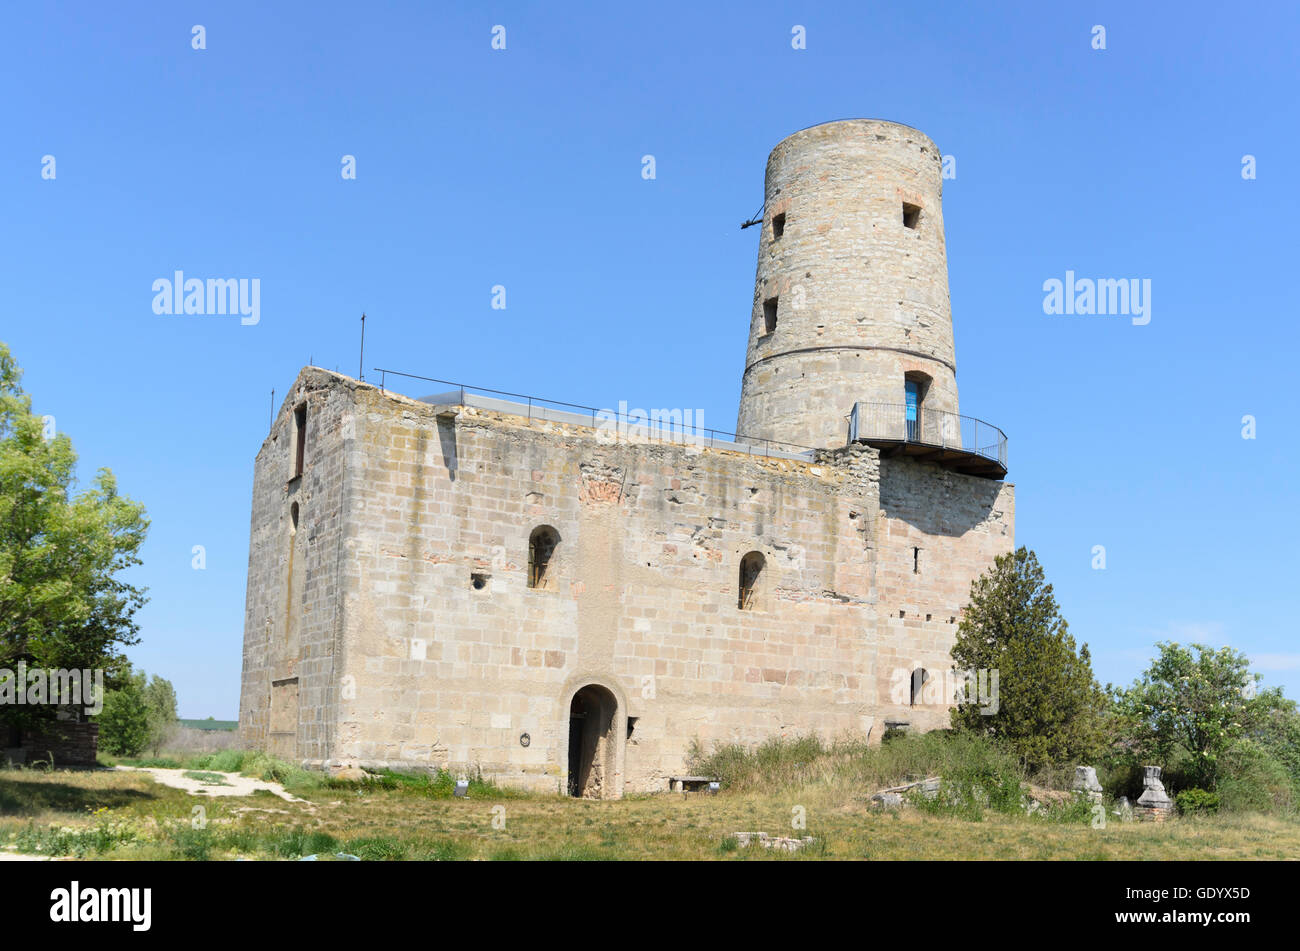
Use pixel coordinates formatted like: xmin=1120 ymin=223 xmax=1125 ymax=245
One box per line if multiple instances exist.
xmin=567 ymin=684 xmax=618 ymax=798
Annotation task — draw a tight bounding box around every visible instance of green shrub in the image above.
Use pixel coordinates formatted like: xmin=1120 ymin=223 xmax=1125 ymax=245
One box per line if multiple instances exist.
xmin=218 ymin=827 xmax=262 ymax=854
xmin=686 ymin=733 xmax=832 ymax=792
xmin=1216 ymin=741 xmax=1296 ymax=814
xmin=345 ymin=836 xmax=408 ymax=860
xmin=1047 ymin=793 xmax=1100 ymax=824
xmin=191 ymin=750 xmax=319 ymax=790
xmin=97 ymin=681 xmax=151 ymax=757
xmin=13 ymin=810 xmax=140 ymax=857
xmin=686 ymin=728 xmax=1027 ymax=807
xmin=880 ymin=726 xmax=908 ymax=745
xmin=364 ymin=766 xmax=517 ymax=799
xmin=192 ymin=749 xmax=246 ymax=773
xmin=1175 ymin=788 xmax=1221 ymax=816
xmin=269 ymin=828 xmax=340 ymax=858
xmin=182 ymin=770 xmax=230 ymax=786
xmin=170 ymin=826 xmax=213 ymax=861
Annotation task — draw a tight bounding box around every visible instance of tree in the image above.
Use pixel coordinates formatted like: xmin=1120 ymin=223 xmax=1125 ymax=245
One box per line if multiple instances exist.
xmin=949 ymin=547 xmax=1107 ymax=770
xmin=94 ymin=663 xmax=176 ymax=757
xmin=0 ymin=341 xmax=149 ymax=737
xmin=141 ymin=671 xmax=178 ymax=754
xmin=1113 ymin=642 xmax=1282 ymax=788
xmin=1248 ymin=690 xmax=1300 ymax=785
xmin=97 ymin=672 xmax=150 ymax=756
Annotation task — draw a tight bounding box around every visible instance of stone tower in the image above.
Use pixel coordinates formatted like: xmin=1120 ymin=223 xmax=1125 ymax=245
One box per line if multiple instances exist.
xmin=736 ymin=119 xmax=959 ymax=450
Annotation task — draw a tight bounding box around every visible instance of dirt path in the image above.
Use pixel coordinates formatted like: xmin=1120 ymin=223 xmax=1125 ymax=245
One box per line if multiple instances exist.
xmin=113 ymin=766 xmax=307 ymax=803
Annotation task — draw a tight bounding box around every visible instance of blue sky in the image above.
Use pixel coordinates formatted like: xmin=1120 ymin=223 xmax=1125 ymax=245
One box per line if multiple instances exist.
xmin=2 ymin=2 xmax=1297 ymax=716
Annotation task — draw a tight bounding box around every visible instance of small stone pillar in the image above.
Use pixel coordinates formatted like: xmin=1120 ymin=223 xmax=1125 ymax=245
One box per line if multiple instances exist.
xmin=1135 ymin=766 xmax=1174 ymax=821
xmin=1072 ymin=766 xmax=1103 ymax=803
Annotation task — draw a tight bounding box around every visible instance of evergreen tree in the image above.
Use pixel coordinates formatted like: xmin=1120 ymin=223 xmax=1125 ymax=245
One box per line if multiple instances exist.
xmin=949 ymin=547 xmax=1107 ymax=770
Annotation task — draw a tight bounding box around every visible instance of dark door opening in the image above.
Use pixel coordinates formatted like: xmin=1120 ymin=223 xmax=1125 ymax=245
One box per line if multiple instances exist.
xmin=567 ymin=685 xmax=616 ymax=798
xmin=567 ymin=694 xmax=587 ymax=797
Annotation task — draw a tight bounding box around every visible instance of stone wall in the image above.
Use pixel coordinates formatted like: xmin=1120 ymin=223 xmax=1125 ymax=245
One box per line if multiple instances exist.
xmin=5 ymin=722 xmax=100 ymax=766
xmin=333 ymin=381 xmax=879 ymax=793
xmin=872 ymin=457 xmax=1015 ymax=731
xmin=238 ymin=368 xmax=1015 ymax=795
xmin=238 ymin=370 xmax=352 ymax=761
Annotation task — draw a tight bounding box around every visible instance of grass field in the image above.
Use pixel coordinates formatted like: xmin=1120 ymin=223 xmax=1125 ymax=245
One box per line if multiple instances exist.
xmin=3 ymin=747 xmax=1298 ymax=860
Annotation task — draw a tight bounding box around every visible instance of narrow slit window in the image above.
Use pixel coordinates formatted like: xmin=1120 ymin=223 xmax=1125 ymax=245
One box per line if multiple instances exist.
xmin=292 ymin=403 xmax=307 ymax=478
xmin=762 ymin=297 xmax=778 ymax=336
xmin=528 ymin=526 xmax=559 ymax=589
xmin=902 ymin=202 xmax=922 ymax=230
xmin=738 ymin=551 xmax=764 ymax=611
xmin=771 ymin=212 xmax=785 ymax=239
xmin=913 ymin=547 xmax=920 ymax=574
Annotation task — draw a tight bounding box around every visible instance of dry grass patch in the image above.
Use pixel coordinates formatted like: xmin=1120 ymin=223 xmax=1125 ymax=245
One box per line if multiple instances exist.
xmin=4 ymin=764 xmax=1299 ymax=860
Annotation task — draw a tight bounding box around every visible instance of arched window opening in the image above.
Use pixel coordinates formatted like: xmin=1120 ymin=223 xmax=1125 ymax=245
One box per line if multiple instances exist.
xmin=910 ymin=668 xmax=931 ymax=706
xmin=738 ymin=551 xmax=765 ymax=611
xmin=528 ymin=526 xmax=560 ymax=589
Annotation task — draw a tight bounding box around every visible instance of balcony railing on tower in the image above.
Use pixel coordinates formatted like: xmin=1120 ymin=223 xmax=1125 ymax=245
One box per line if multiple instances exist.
xmin=848 ymin=402 xmax=1007 ymax=479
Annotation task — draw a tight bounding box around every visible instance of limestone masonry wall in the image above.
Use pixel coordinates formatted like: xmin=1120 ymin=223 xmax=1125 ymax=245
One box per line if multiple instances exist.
xmin=239 ymin=372 xmax=351 ymax=762
xmin=240 ymin=369 xmax=1013 ymax=794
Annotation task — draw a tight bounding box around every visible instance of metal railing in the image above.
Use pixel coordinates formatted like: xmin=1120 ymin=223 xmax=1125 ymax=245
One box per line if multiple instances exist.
xmin=848 ymin=402 xmax=1007 ymax=468
xmin=372 ymin=368 xmax=819 ymax=460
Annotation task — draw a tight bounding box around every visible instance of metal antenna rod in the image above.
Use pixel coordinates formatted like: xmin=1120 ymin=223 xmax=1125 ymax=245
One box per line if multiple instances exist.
xmin=358 ymin=313 xmax=366 ymax=381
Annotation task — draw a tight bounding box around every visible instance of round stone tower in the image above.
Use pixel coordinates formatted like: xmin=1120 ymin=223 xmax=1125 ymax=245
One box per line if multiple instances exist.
xmin=736 ymin=119 xmax=959 ymax=450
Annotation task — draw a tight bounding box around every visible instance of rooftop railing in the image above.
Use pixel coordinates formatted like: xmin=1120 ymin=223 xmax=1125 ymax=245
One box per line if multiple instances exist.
xmin=849 ymin=402 xmax=1008 ymax=475
xmin=372 ymin=368 xmax=819 ymax=460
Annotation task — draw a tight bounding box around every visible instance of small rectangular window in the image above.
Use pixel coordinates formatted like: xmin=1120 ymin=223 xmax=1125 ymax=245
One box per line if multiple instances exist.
xmin=902 ymin=203 xmax=921 ymax=230
xmin=771 ymin=213 xmax=785 ymax=239
xmin=762 ymin=297 xmax=778 ymax=336
xmin=292 ymin=403 xmax=307 ymax=478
